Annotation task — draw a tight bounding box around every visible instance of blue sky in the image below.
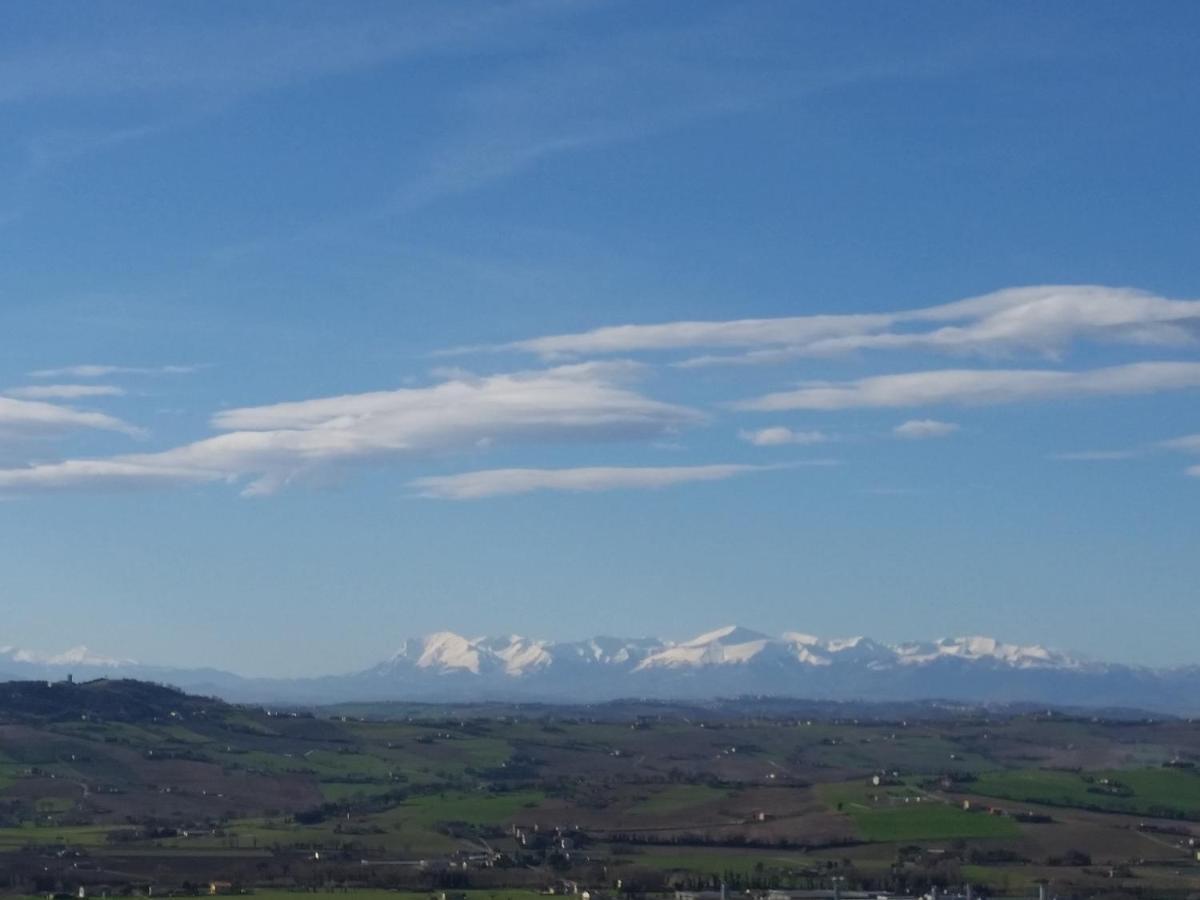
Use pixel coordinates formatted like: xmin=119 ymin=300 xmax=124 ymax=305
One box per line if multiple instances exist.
xmin=1 ymin=1 xmax=1198 ymax=676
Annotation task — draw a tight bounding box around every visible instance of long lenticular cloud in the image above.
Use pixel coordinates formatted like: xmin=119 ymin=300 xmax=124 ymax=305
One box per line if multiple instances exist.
xmin=0 ymin=363 xmax=704 ymax=496
xmin=0 ymin=396 xmax=142 ymax=439
xmin=489 ymin=285 xmax=1200 ymax=364
xmin=3 ymin=384 xmax=126 ymax=400
xmin=735 ymin=361 xmax=1200 ymax=411
xmin=28 ymin=364 xmax=200 ymax=379
xmin=410 ymin=464 xmax=783 ymax=500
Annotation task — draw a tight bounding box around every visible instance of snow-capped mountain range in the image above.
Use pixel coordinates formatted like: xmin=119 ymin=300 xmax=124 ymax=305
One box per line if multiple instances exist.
xmin=378 ymin=626 xmax=1079 ymax=676
xmin=3 ymin=626 xmax=1197 ymax=713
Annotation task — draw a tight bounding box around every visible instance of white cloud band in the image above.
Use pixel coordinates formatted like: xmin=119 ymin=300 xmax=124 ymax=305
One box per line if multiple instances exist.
xmin=736 ymin=362 xmax=1200 ymax=411
xmin=411 ymin=463 xmax=778 ymax=500
xmin=0 ymin=396 xmax=141 ymax=439
xmin=493 ymin=285 xmax=1200 ymax=365
xmin=0 ymin=363 xmax=703 ymax=495
xmin=28 ymin=364 xmax=198 ymax=379
xmin=4 ymin=384 xmax=126 ymax=400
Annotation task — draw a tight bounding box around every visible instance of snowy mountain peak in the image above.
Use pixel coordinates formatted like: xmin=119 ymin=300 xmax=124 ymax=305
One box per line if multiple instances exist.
xmin=393 ymin=631 xmax=481 ymax=674
xmin=782 ymin=631 xmax=821 ymax=646
xmin=682 ymin=625 xmax=772 ymax=647
xmin=566 ymin=635 xmax=664 ymax=666
xmin=479 ymin=634 xmax=553 ymax=676
xmin=389 ymin=632 xmax=556 ymax=678
xmin=635 ymin=626 xmax=779 ymax=670
xmin=893 ymin=635 xmax=1077 ymax=669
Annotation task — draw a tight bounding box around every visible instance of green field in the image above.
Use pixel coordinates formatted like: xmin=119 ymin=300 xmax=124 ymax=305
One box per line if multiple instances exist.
xmin=971 ymin=766 xmax=1200 ymax=819
xmin=846 ymin=802 xmax=1019 ymax=842
xmin=634 ymin=850 xmax=812 ymax=876
xmin=820 ymin=780 xmax=1019 ymax=841
xmin=383 ymin=789 xmax=546 ymax=827
xmin=961 ymin=864 xmax=1038 ymax=893
xmin=151 ymin=792 xmax=544 ymax=856
xmin=0 ymin=822 xmax=116 ymax=848
xmin=319 ymin=780 xmax=403 ymax=802
xmin=628 ymin=783 xmax=732 ymax=815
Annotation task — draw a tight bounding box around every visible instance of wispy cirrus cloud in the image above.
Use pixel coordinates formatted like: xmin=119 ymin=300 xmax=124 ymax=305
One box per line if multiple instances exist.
xmin=1 ymin=3 xmax=602 ymax=227
xmin=0 ymin=362 xmax=703 ymax=496
xmin=393 ymin=10 xmax=1076 ymax=214
xmin=893 ymin=419 xmax=960 ymax=440
xmin=411 ymin=463 xmax=780 ymax=500
xmin=0 ymin=2 xmax=575 ymax=107
xmin=492 ymin=286 xmax=1200 ymax=364
xmin=394 ymin=12 xmax=799 ymax=209
xmin=4 ymin=384 xmax=125 ymax=400
xmin=735 ymin=362 xmax=1200 ymax=412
